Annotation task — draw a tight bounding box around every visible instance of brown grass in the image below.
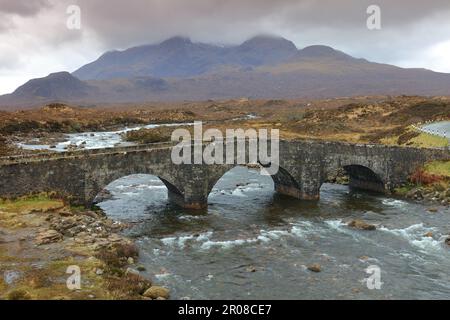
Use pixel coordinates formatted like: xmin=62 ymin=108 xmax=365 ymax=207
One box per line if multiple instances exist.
xmin=1 ymin=96 xmax=449 ymax=155
xmin=410 ymin=168 xmax=444 ymax=185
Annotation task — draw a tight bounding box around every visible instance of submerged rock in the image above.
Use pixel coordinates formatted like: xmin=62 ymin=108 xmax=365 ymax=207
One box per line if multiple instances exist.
xmin=347 ymin=220 xmax=376 ymax=231
xmin=307 ymin=264 xmax=322 ymax=273
xmin=246 ymin=266 xmax=257 ymax=273
xmin=445 ymin=237 xmax=450 ymax=246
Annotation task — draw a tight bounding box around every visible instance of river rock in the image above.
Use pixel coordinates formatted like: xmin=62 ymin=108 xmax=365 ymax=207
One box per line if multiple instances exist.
xmin=407 ymin=189 xmax=424 ymax=200
xmin=125 ymin=267 xmax=140 ymax=276
xmin=35 ymin=230 xmax=63 ymax=245
xmin=143 ymin=286 xmax=170 ymax=299
xmin=82 ymin=211 xmax=101 ymax=219
xmin=137 ymin=265 xmax=146 ymax=271
xmin=95 ymin=189 xmax=114 ymax=202
xmin=347 ymin=220 xmax=376 ymax=231
xmin=246 ymin=266 xmax=257 ymax=273
xmin=359 ymin=256 xmax=369 ymax=261
xmin=58 ymin=209 xmax=74 ymax=217
xmin=307 ymin=264 xmax=321 ymax=273
xmin=445 ymin=237 xmax=450 ymax=246
xmin=51 ymin=218 xmax=77 ymax=234
xmin=108 ymin=234 xmax=123 ymax=243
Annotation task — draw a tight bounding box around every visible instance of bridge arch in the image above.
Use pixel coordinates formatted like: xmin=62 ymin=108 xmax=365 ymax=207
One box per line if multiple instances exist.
xmin=207 ymin=165 xmax=275 ymax=203
xmin=85 ymin=169 xmax=184 ymax=207
xmin=322 ymin=162 xmax=386 ymax=193
xmin=342 ymin=164 xmax=385 ymax=192
xmin=206 ymin=163 xmax=305 ymax=201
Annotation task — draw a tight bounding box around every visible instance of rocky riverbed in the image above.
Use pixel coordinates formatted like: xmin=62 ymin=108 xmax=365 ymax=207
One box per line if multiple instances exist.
xmin=0 ymin=195 xmax=169 ymax=300
xmin=401 ymin=186 xmax=450 ymax=205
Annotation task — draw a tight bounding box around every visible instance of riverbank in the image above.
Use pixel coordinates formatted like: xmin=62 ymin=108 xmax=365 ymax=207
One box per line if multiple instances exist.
xmin=0 ymin=195 xmax=169 ymax=300
xmin=394 ymin=160 xmax=450 ymax=205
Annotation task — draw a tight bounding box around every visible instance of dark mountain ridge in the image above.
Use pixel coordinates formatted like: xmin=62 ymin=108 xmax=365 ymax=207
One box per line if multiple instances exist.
xmin=1 ymin=35 xmax=450 ymax=109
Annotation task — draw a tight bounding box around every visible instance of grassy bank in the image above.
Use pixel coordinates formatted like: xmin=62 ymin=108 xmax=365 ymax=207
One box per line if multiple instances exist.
xmin=0 ymin=195 xmax=169 ymax=300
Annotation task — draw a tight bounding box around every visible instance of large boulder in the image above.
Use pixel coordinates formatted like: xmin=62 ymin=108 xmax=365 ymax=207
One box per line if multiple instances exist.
xmin=143 ymin=286 xmax=170 ymax=299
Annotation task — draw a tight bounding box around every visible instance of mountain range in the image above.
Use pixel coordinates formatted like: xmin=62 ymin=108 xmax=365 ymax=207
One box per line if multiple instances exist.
xmin=2 ymin=35 xmax=450 ymax=109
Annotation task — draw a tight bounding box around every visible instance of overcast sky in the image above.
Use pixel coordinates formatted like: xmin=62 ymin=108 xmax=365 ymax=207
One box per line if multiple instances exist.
xmin=1 ymin=0 xmax=450 ymax=94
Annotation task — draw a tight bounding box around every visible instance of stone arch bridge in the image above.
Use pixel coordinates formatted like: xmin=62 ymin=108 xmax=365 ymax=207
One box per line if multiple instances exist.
xmin=0 ymin=140 xmax=448 ymax=209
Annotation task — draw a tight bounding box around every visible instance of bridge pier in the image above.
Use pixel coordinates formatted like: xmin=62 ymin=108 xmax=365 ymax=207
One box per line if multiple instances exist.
xmin=271 ymin=162 xmax=321 ymax=201
xmin=274 ymin=184 xmax=320 ymax=200
xmin=168 ymin=190 xmax=208 ymax=210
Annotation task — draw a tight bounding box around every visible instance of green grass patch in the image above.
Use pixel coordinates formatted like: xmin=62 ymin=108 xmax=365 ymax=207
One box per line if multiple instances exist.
xmin=394 ymin=185 xmax=414 ymax=195
xmin=409 ymin=132 xmax=449 ymax=148
xmin=424 ymin=160 xmax=450 ymax=178
xmin=0 ymin=194 xmax=63 ymax=213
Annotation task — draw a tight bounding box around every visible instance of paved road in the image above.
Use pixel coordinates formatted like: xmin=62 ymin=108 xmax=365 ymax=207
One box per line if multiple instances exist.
xmin=420 ymin=121 xmax=450 ymax=139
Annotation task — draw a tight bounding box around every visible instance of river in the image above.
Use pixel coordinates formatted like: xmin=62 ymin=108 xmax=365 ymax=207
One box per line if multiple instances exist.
xmin=16 ymin=114 xmax=259 ymax=152
xmin=16 ymin=122 xmax=193 ymax=152
xmin=98 ymin=168 xmax=450 ymax=300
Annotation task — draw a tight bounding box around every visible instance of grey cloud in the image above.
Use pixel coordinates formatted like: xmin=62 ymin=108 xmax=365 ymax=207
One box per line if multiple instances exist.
xmin=52 ymin=0 xmax=448 ymax=70
xmin=0 ymin=0 xmax=51 ymax=16
xmin=69 ymin=0 xmax=450 ymax=46
xmin=1 ymin=0 xmax=450 ymax=83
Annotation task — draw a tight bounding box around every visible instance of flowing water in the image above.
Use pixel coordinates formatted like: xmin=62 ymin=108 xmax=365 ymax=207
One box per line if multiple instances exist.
xmin=16 ymin=122 xmax=194 ymax=152
xmin=97 ymin=167 xmax=450 ymax=300
xmin=17 ymin=114 xmax=259 ymax=152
